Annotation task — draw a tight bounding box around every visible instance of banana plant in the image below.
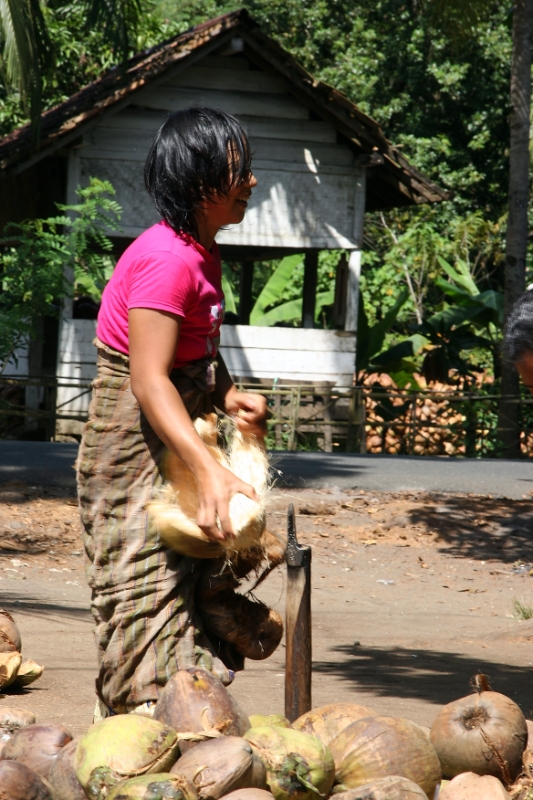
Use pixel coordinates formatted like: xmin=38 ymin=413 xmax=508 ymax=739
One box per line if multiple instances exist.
xmin=249 ymin=254 xmax=333 ymax=327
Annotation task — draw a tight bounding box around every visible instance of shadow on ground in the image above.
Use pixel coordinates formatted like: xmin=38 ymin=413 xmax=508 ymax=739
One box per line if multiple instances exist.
xmin=313 ymin=643 xmax=533 ymax=715
xmin=2 ymin=596 xmax=90 ymax=620
xmin=406 ymin=495 xmax=533 ymax=563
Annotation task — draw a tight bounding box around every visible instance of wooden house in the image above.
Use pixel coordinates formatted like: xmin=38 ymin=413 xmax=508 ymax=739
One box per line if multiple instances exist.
xmin=0 ymin=9 xmax=447 ymax=437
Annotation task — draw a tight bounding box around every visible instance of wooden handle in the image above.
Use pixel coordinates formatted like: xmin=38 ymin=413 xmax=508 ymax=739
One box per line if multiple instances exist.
xmin=285 ymin=504 xmax=312 ymax=722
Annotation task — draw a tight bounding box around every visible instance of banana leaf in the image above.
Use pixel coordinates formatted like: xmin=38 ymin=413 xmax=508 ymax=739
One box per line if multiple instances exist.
xmin=221 ymin=266 xmax=237 ymax=315
xmin=250 ymin=254 xmax=303 ymax=325
xmin=255 ymin=290 xmax=334 ymax=326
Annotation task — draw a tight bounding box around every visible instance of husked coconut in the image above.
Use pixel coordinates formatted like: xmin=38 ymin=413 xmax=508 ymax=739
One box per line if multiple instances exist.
xmin=153 ymin=668 xmax=250 ymax=753
xmin=0 ymin=760 xmax=53 ymax=799
xmin=148 ymin=415 xmax=269 ymax=558
xmin=430 ymin=690 xmax=527 ymax=781
xmin=171 ymin=736 xmax=254 ymax=800
xmin=0 ymin=722 xmax=72 ymax=779
xmin=330 ymin=715 xmax=441 ymax=798
xmin=331 ymin=775 xmax=429 ymax=799
xmin=439 ymin=771 xmax=511 ymax=798
xmin=293 ymin=704 xmax=377 ymax=747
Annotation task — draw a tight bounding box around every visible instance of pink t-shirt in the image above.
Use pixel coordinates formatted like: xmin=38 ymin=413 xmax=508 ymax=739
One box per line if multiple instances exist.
xmin=97 ymin=221 xmax=225 ymax=368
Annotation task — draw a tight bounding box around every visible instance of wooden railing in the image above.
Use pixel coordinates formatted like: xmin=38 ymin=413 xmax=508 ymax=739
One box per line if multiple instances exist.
xmin=2 ymin=375 xmax=533 ymax=458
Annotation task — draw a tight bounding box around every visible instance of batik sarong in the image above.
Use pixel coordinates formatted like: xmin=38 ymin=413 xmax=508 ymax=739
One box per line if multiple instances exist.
xmin=77 ymin=340 xmax=232 ymax=714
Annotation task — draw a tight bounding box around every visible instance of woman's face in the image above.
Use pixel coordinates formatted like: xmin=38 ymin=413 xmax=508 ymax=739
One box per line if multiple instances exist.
xmin=516 ymin=351 xmax=533 ymax=394
xmin=201 ymin=169 xmax=258 ymax=231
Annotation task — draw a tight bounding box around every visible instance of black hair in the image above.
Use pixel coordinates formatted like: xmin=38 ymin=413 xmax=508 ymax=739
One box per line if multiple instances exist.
xmin=144 ymin=106 xmax=252 ymax=240
xmin=503 ymin=289 xmax=533 ymax=363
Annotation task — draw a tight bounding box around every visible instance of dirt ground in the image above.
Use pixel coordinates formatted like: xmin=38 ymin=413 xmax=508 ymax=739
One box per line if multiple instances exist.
xmin=2 ymin=478 xmax=533 ymax=736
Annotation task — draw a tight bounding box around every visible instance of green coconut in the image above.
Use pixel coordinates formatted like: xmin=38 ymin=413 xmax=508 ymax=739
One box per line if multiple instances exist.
xmin=330 ymin=715 xmax=441 ymax=799
xmin=107 ymin=773 xmax=197 ymax=800
xmin=74 ymin=715 xmax=180 ymax=799
xmin=248 ymin=716 xmax=292 ymax=730
xmin=292 ymin=705 xmax=377 ymax=749
xmin=244 ymin=725 xmax=335 ymax=800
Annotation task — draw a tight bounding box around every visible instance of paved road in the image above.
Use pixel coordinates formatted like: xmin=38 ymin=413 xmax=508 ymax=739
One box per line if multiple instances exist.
xmin=1 ymin=441 xmax=532 ymax=497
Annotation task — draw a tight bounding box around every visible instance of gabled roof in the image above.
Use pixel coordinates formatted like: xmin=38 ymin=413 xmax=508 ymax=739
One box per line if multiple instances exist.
xmin=0 ymin=9 xmax=449 ymax=209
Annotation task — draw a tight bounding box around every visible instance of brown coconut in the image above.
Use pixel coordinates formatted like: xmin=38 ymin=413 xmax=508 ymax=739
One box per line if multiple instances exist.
xmin=430 ymin=690 xmax=527 ymax=781
xmin=0 ymin=723 xmax=73 ymax=779
xmin=47 ymin=738 xmax=86 ymax=800
xmin=293 ymin=704 xmax=377 ymax=748
xmin=0 ymin=708 xmax=36 ymax=733
xmin=221 ymin=792 xmax=274 ymax=800
xmin=0 ymin=760 xmax=53 ymax=799
xmin=171 ymin=736 xmax=255 ymax=800
xmin=331 ymin=775 xmax=429 ymax=799
xmin=153 ymin=668 xmax=250 ymax=753
xmin=439 ymin=771 xmax=511 ymax=799
xmin=148 ymin=416 xmax=269 ymax=558
xmin=0 ymin=610 xmax=21 ymax=653
xmin=330 ymin=715 xmax=441 ymax=798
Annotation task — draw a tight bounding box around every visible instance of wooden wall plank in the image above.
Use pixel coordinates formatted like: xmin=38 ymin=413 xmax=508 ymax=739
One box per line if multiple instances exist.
xmin=163 ymin=65 xmax=286 ymax=94
xmin=139 ymin=88 xmax=309 ymax=119
xmin=220 ymin=325 xmax=356 ymax=353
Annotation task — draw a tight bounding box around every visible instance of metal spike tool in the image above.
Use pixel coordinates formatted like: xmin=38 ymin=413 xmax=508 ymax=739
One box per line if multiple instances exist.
xmin=285 ymin=502 xmax=312 ymax=721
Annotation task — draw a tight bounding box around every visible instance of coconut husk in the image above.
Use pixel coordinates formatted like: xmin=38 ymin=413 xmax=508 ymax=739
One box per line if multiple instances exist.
xmin=171 ymin=736 xmax=254 ymax=800
xmin=332 ymin=775 xmax=428 ymax=799
xmin=48 ymin=738 xmax=86 ymax=800
xmin=430 ymin=690 xmax=527 ymax=782
xmin=74 ymin=715 xmax=180 ymax=796
xmin=0 ymin=723 xmax=73 ymax=779
xmin=153 ymin=668 xmax=250 ymax=754
xmin=330 ymin=715 xmax=441 ymax=799
xmin=107 ymin=772 xmax=197 ymax=800
xmin=248 ymin=716 xmax=291 ymax=730
xmin=440 ymin=772 xmax=511 ymax=798
xmin=221 ymin=791 xmax=274 ymax=800
xmin=293 ymin=705 xmax=378 ymax=748
xmin=0 ymin=708 xmax=36 ymax=734
xmin=0 ymin=652 xmax=22 ymax=689
xmin=14 ymin=659 xmax=44 ymax=687
xmin=0 ymin=760 xmax=53 ymax=799
xmin=0 ymin=609 xmax=22 ymax=653
xmin=196 ymin=555 xmax=283 ymax=661
xmin=147 ymin=415 xmax=269 ymax=559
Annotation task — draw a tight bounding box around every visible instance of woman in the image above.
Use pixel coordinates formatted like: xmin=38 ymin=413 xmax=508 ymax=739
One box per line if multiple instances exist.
xmin=77 ymin=106 xmax=269 ymax=718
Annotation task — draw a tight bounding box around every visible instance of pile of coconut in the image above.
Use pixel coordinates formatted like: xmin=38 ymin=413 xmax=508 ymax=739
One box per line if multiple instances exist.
xmin=1 ymin=666 xmax=533 ymax=800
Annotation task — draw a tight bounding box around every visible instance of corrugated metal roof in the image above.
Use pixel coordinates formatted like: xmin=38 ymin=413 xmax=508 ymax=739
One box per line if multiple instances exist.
xmin=0 ymin=8 xmax=449 ymax=208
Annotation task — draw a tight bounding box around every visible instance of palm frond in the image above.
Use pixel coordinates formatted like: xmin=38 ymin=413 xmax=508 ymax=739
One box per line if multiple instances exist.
xmin=82 ymin=0 xmax=143 ymax=60
xmin=0 ymin=0 xmax=54 ymax=138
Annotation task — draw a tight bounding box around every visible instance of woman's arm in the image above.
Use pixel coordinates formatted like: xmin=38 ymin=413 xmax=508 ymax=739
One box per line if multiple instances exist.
xmin=129 ymin=307 xmax=258 ymax=541
xmin=213 ymin=354 xmax=270 ymax=438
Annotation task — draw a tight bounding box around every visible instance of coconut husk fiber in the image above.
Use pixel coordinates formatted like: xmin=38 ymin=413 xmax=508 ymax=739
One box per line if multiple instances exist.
xmin=147 ymin=414 xmax=270 ymax=559
xmin=197 ymin=534 xmax=285 ymax=661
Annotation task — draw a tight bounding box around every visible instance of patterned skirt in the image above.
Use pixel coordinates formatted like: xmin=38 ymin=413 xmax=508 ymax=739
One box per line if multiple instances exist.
xmin=76 ymin=341 xmax=232 ymax=713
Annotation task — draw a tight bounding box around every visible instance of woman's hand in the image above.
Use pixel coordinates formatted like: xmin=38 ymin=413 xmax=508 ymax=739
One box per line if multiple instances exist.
xmin=224 ymin=385 xmax=270 ymax=438
xmin=129 ymin=308 xmax=258 ymax=541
